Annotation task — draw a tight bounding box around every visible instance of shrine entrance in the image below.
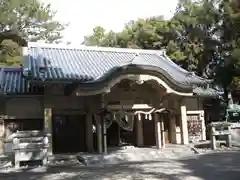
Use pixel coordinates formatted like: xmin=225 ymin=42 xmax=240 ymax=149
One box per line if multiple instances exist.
xmin=52 ymin=115 xmax=86 ymax=154
xmin=105 ymin=110 xmax=172 ymax=148
xmin=86 ymin=75 xmax=192 ymax=154
xmin=103 ymin=78 xmax=170 ymax=149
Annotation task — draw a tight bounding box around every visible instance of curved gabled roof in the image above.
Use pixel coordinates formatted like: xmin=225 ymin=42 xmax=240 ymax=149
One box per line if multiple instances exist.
xmin=22 ymin=43 xmax=211 ymax=92
xmin=0 ymin=67 xmax=221 ymax=98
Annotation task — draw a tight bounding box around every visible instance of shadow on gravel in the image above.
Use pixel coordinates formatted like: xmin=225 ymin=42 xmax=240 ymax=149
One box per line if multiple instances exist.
xmin=1 ymin=152 xmax=240 ymax=180
xmin=178 ymin=151 xmax=240 ymax=180
xmin=0 ymin=160 xmax=190 ymax=180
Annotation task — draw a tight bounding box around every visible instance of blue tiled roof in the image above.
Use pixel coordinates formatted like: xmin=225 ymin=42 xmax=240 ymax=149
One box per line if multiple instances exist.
xmin=0 ymin=67 xmax=220 ymax=96
xmin=0 ymin=68 xmax=26 ymax=94
xmin=0 ymin=68 xmax=43 ymax=95
xmin=23 ymin=43 xmax=210 ymax=87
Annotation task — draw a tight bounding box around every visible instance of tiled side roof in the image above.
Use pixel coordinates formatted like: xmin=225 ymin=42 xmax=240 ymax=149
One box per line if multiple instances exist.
xmin=0 ymin=68 xmax=43 ymax=95
xmin=23 ymin=43 xmax=210 ymax=87
xmin=193 ymin=87 xmax=224 ymax=99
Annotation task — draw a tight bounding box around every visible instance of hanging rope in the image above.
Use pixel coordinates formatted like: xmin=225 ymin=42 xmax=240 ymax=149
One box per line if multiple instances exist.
xmin=105 ymin=117 xmax=113 ymax=129
xmin=113 ymin=113 xmax=135 ymax=131
xmin=104 ymin=106 xmax=176 ymax=132
xmin=134 ymin=108 xmax=156 ymax=115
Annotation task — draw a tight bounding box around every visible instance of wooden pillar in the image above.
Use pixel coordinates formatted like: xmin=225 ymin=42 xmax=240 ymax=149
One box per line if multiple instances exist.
xmin=200 ymin=111 xmax=206 ymax=141
xmin=116 ymin=124 xmax=121 ymax=146
xmin=86 ymin=113 xmax=94 ymax=152
xmin=169 ymin=113 xmax=177 ymax=144
xmin=95 ymin=115 xmax=102 ymax=153
xmin=0 ymin=119 xmax=4 ymax=155
xmin=101 ymin=117 xmax=107 ymax=154
xmin=210 ymin=126 xmax=216 ymax=150
xmin=180 ymin=102 xmax=189 ymax=145
xmin=154 ymin=113 xmax=162 ymax=149
xmin=44 ymin=107 xmax=52 ymax=155
xmin=136 ymin=114 xmax=144 ymax=147
xmin=160 ymin=114 xmax=165 ymax=148
xmin=100 ymin=93 xmax=107 ymax=154
xmin=0 ymin=98 xmax=5 ymax=155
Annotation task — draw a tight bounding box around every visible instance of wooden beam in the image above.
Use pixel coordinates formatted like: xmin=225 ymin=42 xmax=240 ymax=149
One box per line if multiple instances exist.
xmin=107 ymin=104 xmax=153 ymax=110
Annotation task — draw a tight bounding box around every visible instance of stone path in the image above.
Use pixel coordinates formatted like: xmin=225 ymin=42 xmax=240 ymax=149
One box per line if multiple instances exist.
xmin=0 ymin=146 xmax=239 ymax=180
xmin=81 ymin=145 xmax=196 ymax=165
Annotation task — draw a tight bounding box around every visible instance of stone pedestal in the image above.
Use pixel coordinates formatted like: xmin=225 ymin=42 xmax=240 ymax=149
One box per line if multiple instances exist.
xmin=211 ymin=124 xmax=232 ymax=150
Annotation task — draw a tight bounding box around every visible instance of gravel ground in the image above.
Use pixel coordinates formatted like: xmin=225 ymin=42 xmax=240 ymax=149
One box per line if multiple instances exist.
xmin=0 ymin=146 xmax=239 ymax=180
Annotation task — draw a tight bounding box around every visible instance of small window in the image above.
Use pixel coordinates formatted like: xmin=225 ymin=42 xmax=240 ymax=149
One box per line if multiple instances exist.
xmin=5 ymin=119 xmax=44 ymax=134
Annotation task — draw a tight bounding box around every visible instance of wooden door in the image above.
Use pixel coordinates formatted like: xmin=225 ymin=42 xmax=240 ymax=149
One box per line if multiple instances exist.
xmin=187 ymin=113 xmax=203 ymax=142
xmin=52 ymin=115 xmax=86 ymax=154
xmin=143 ymin=118 xmax=156 ymax=147
xmin=107 ymin=121 xmax=119 ymax=146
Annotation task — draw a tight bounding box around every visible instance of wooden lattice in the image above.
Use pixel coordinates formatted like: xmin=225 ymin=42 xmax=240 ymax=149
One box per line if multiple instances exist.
xmin=187 ymin=114 xmax=202 ymax=141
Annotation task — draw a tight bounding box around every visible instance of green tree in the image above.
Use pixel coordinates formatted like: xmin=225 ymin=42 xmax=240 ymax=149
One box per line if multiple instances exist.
xmin=83 ymin=0 xmax=240 ymax=92
xmin=84 ymin=12 xmax=213 ymax=74
xmin=0 ymin=0 xmax=66 ymax=66
xmin=204 ymin=0 xmax=240 ymax=93
xmin=83 ymin=26 xmax=106 ymax=46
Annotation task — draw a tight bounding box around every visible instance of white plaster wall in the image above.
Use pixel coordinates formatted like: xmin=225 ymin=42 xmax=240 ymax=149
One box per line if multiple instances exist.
xmin=5 ymin=96 xmax=93 ymax=118
xmin=185 ymin=98 xmax=203 ymax=111
xmin=104 ymin=81 xmax=164 ymax=107
xmin=44 ymin=96 xmax=101 ymax=114
xmin=6 ymin=98 xmax=43 ymax=119
xmin=45 ymin=96 xmax=85 ymax=109
xmin=44 ymin=86 xmax=99 ymax=113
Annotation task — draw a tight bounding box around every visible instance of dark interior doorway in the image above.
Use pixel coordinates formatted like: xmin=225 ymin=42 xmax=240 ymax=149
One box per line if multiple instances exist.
xmin=52 ymin=115 xmax=86 ymax=154
xmin=106 ymin=117 xmax=137 ymax=147
xmin=120 ymin=116 xmax=138 ymax=146
xmin=107 ymin=121 xmax=120 ymax=146
xmin=143 ymin=118 xmax=156 ymax=147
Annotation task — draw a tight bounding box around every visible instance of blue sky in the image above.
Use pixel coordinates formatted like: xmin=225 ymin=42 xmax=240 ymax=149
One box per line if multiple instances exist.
xmin=42 ymin=0 xmax=178 ymax=44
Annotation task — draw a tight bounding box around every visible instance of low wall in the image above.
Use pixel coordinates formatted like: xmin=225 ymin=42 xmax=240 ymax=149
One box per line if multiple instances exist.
xmin=231 ymin=123 xmax=240 ymax=147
